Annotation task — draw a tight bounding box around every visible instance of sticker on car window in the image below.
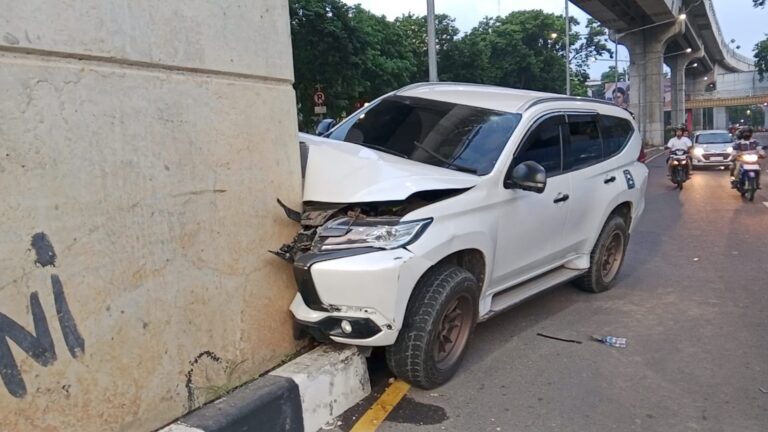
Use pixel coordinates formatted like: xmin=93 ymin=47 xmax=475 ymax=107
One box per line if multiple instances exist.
xmin=623 ymin=169 xmax=635 ymax=190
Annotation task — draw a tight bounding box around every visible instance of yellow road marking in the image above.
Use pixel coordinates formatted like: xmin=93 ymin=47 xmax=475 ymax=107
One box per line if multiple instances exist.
xmin=350 ymin=379 xmax=411 ymax=432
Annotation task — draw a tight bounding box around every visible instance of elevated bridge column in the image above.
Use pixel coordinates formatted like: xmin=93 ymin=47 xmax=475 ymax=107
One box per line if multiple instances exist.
xmin=763 ymin=106 xmax=768 ymax=129
xmin=714 ymin=107 xmax=728 ymax=130
xmin=669 ymin=50 xmax=703 ymax=129
xmin=624 ymin=22 xmax=684 ymax=146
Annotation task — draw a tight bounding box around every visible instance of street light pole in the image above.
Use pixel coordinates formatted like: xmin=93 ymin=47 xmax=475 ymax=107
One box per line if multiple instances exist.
xmin=565 ymin=0 xmax=570 ymax=96
xmin=427 ymin=0 xmax=438 ymax=82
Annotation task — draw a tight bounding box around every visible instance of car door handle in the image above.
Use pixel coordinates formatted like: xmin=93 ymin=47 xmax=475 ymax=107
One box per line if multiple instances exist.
xmin=553 ymin=193 xmax=570 ymax=204
xmin=604 ymin=176 xmax=617 ymax=184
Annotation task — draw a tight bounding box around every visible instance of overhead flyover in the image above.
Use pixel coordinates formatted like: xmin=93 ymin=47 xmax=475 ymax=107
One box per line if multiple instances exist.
xmin=571 ymin=0 xmax=755 ymax=144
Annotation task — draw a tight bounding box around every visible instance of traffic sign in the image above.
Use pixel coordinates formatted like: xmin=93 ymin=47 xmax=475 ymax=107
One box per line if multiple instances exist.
xmin=313 ymin=90 xmax=326 ymax=106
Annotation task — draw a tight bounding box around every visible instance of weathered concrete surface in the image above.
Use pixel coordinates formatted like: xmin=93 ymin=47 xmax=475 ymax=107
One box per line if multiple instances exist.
xmin=0 ymin=1 xmax=292 ymax=80
xmin=0 ymin=1 xmax=302 ymax=431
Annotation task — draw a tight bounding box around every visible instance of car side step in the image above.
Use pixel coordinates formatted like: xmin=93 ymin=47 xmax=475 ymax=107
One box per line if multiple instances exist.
xmin=483 ymin=267 xmax=586 ymax=321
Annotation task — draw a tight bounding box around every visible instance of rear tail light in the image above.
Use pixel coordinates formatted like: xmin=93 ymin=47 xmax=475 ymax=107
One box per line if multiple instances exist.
xmin=638 ymin=147 xmax=647 ymax=163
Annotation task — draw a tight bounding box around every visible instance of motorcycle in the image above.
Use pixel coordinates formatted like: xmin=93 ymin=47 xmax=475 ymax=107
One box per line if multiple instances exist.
xmin=731 ymin=150 xmax=765 ymax=202
xmin=668 ymin=148 xmax=690 ymax=190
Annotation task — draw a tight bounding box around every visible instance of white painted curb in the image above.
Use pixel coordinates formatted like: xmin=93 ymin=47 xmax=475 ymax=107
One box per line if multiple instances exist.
xmin=158 ymin=344 xmax=370 ymax=432
xmin=273 ymin=344 xmax=371 ymax=432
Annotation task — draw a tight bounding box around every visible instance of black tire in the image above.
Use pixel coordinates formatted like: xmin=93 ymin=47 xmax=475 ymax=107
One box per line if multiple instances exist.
xmin=386 ymin=265 xmax=479 ymax=389
xmin=574 ymin=215 xmax=629 ymax=293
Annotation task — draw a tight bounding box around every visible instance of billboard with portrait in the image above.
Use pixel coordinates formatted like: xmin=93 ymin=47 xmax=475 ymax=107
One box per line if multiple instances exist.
xmin=605 ymin=81 xmax=629 ymax=109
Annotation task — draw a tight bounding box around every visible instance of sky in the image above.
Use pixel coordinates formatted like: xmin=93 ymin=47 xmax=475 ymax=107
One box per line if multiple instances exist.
xmin=341 ymin=0 xmax=768 ymax=79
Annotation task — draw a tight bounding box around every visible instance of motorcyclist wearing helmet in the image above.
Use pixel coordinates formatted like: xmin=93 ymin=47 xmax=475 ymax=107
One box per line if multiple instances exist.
xmin=730 ymin=126 xmax=764 ymax=184
xmin=665 ymin=126 xmax=693 ymax=177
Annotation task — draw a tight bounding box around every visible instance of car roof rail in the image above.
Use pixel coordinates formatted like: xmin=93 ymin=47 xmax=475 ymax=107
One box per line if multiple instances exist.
xmin=521 ymin=96 xmax=622 ymax=112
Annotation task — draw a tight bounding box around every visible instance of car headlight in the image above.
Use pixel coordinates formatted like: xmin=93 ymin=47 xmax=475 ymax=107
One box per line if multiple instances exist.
xmin=313 ymin=217 xmax=432 ymax=251
xmin=742 ymin=154 xmax=759 ymax=163
xmin=726 ymin=147 xmax=733 ymax=153
xmin=693 ymin=147 xmax=704 ymax=156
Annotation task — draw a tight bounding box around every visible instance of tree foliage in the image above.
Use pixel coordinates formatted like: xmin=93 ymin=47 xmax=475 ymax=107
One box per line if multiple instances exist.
xmin=393 ymin=13 xmax=460 ymax=82
xmin=290 ymin=4 xmax=613 ymax=127
xmin=755 ymin=38 xmax=768 ymax=82
xmin=440 ymin=12 xmax=611 ymax=96
xmin=727 ymin=105 xmax=765 ymax=127
xmin=753 ymin=0 xmax=768 ymax=81
xmin=601 ymin=66 xmax=628 ymax=83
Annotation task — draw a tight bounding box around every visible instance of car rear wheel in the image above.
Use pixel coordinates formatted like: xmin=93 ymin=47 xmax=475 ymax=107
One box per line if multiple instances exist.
xmin=386 ymin=264 xmax=478 ymax=389
xmin=574 ymin=215 xmax=629 ymax=293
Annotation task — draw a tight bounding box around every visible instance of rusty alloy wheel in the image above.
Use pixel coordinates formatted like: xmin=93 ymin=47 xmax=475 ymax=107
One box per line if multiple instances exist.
xmin=433 ymin=293 xmax=473 ymax=370
xmin=600 ymin=231 xmax=625 ymax=283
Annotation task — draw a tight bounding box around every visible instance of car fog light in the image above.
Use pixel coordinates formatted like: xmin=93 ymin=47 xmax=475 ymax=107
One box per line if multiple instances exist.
xmin=340 ymin=320 xmax=353 ymax=334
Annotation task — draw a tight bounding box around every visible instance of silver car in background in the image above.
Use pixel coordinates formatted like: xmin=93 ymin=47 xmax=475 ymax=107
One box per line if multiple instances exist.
xmin=691 ymin=130 xmax=734 ymax=169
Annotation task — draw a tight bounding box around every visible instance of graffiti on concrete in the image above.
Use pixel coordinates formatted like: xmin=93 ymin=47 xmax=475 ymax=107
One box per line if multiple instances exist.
xmin=30 ymin=232 xmax=57 ymax=268
xmin=0 ymin=234 xmax=85 ymax=398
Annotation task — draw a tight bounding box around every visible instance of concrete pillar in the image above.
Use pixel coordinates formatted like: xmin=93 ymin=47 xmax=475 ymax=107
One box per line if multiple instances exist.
xmin=668 ymin=51 xmax=703 ymax=130
xmin=669 ymin=56 xmax=685 ymax=128
xmin=714 ymin=106 xmax=728 ymax=130
xmin=1 ymin=1 xmax=302 ymax=431
xmin=624 ymin=22 xmax=684 ymax=147
xmin=692 ymin=108 xmax=705 ymax=130
xmin=763 ymin=106 xmax=768 ymax=129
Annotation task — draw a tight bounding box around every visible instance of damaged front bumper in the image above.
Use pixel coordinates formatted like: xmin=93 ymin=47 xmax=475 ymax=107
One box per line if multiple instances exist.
xmin=289 ymin=248 xmax=434 ymax=346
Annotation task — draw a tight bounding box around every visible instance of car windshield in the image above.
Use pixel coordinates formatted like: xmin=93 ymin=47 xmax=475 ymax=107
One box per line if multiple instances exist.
xmin=697 ymin=133 xmax=732 ymax=144
xmin=327 ymin=95 xmax=522 ymax=175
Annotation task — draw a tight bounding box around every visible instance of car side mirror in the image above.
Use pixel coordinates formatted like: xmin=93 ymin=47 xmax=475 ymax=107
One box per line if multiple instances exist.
xmin=505 ymin=161 xmax=547 ymax=193
xmin=315 ymin=119 xmax=337 ymax=136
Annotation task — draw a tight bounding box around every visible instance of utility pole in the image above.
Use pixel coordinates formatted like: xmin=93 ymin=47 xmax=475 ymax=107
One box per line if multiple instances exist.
xmin=565 ymin=0 xmax=570 ymax=95
xmin=427 ymin=0 xmax=438 ymax=82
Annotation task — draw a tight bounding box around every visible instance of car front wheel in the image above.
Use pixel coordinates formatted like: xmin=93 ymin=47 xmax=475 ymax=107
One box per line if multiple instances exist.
xmin=386 ymin=264 xmax=479 ymax=389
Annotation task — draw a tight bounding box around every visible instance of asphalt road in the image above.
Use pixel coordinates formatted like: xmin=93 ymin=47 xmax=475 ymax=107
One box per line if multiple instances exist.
xmin=336 ymin=133 xmax=768 ymax=432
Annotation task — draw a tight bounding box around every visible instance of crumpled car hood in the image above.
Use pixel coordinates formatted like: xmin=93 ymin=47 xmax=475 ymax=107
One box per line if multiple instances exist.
xmin=299 ymin=133 xmax=480 ymax=203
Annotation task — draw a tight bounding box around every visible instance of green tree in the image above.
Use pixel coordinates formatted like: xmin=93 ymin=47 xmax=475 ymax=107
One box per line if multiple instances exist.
xmin=727 ymin=105 xmax=766 ymax=126
xmin=440 ymin=11 xmax=611 ymax=95
xmin=349 ymin=6 xmax=417 ymax=100
xmin=290 ymin=0 xmax=417 ymax=131
xmin=393 ymin=13 xmax=460 ymax=82
xmin=290 ymin=0 xmax=364 ymax=130
xmin=754 ymin=0 xmax=768 ymax=81
xmin=601 ymin=66 xmax=627 ymax=83
xmin=755 ymin=37 xmax=768 ymax=82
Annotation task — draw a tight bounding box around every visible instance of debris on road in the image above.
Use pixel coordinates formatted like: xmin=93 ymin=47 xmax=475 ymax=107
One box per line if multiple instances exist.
xmin=759 ymin=387 xmax=768 ymax=394
xmin=592 ymin=335 xmax=628 ymax=348
xmin=693 ymin=257 xmax=700 ymax=262
xmin=536 ymin=333 xmax=583 ymax=344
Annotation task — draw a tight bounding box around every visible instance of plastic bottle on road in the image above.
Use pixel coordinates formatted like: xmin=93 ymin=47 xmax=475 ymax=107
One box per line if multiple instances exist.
xmin=592 ymin=335 xmax=627 ymax=348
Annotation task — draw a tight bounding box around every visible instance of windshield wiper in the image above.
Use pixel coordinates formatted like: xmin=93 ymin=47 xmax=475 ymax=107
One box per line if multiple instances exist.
xmin=412 ymin=141 xmax=478 ymax=175
xmin=360 ymin=143 xmax=410 ymax=159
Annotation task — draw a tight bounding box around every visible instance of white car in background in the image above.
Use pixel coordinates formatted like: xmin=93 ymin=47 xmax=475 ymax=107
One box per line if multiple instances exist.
xmin=690 ymin=130 xmax=735 ymax=169
xmin=274 ymin=83 xmax=649 ymax=389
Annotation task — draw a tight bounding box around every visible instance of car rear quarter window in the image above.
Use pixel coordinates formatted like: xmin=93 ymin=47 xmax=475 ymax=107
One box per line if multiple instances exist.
xmin=599 ymin=115 xmax=634 ymax=159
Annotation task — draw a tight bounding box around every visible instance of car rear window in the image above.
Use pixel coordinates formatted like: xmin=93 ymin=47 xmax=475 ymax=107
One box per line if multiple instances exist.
xmin=327 ymin=96 xmax=522 ymax=175
xmin=696 ymin=133 xmax=732 ymax=144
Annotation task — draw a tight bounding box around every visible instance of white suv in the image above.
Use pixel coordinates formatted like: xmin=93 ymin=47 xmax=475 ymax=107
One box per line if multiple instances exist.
xmin=275 ymin=83 xmax=648 ymax=389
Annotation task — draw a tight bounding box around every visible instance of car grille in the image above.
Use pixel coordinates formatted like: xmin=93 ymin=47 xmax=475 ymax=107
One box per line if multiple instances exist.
xmin=702 ymin=153 xmax=731 ymax=161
